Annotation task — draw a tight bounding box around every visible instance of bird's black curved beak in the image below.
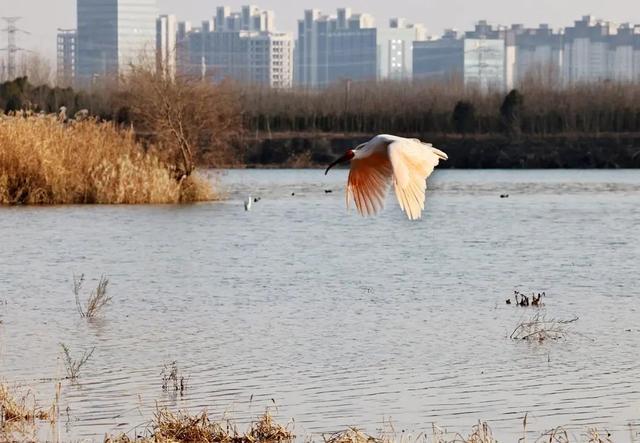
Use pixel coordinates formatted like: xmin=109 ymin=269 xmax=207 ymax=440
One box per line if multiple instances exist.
xmin=324 ymin=153 xmax=351 ymax=175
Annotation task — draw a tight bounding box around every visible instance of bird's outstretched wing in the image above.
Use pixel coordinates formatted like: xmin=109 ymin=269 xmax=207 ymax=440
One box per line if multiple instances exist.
xmin=347 ymin=151 xmax=393 ymax=216
xmin=388 ymin=139 xmax=447 ymax=220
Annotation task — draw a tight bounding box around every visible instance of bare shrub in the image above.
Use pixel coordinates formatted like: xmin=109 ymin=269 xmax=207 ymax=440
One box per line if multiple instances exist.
xmin=119 ymin=65 xmax=242 ymax=180
xmin=73 ymin=274 xmax=112 ymax=318
xmin=60 ymin=343 xmax=95 ymax=380
xmin=510 ymin=313 xmax=578 ymax=342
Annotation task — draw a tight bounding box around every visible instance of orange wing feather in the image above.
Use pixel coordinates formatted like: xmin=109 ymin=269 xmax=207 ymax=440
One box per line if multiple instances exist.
xmin=347 ymin=152 xmax=393 ymax=217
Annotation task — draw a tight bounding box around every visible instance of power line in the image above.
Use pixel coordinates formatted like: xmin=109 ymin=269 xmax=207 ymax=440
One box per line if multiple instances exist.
xmin=1 ymin=16 xmax=31 ymax=80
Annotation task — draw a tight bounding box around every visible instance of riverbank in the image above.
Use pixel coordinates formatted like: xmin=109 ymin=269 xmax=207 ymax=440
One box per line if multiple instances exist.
xmin=241 ymin=132 xmax=640 ymax=168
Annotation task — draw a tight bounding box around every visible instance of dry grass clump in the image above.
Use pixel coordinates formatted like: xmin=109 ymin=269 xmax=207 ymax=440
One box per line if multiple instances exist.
xmin=585 ymin=428 xmax=613 ymax=443
xmin=323 ymin=427 xmax=388 ymax=443
xmin=0 ymin=114 xmax=213 ymax=205
xmin=510 ymin=312 xmax=578 ymax=342
xmin=0 ymin=381 xmax=60 ymax=442
xmin=106 ymin=408 xmax=294 ymax=443
xmin=245 ymin=410 xmax=294 ymax=442
xmin=432 ymin=422 xmax=495 ymax=443
xmin=1 ymin=383 xmax=49 ymax=424
xmin=537 ymin=426 xmax=612 ymax=443
xmin=0 ymin=382 xmax=59 ymax=428
xmin=538 ymin=426 xmax=570 ymax=443
xmin=73 ymin=274 xmax=112 ymax=318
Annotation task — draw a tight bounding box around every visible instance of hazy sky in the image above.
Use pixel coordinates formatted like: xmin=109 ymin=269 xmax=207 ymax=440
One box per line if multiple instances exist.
xmin=3 ymin=0 xmax=640 ymax=63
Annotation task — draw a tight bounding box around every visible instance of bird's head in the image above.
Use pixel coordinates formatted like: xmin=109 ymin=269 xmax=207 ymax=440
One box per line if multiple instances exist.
xmin=324 ymin=149 xmax=355 ymax=175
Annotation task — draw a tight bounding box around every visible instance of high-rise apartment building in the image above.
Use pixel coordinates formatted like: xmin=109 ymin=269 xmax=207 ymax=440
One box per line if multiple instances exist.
xmin=514 ymin=24 xmax=564 ymax=85
xmin=296 ymin=9 xmax=426 ymax=87
xmin=563 ymin=16 xmax=640 ymax=84
xmin=175 ymin=20 xmax=193 ymax=76
xmin=57 ymin=29 xmax=77 ymax=87
xmin=76 ymin=0 xmax=157 ymax=86
xmin=413 ymin=21 xmax=517 ymax=91
xmin=413 ymin=30 xmax=464 ymax=82
xmin=182 ymin=6 xmax=293 ymax=88
xmin=156 ymin=14 xmax=177 ymax=78
xmin=377 ymin=18 xmax=427 ymax=80
xmin=296 ymin=8 xmax=377 ymax=87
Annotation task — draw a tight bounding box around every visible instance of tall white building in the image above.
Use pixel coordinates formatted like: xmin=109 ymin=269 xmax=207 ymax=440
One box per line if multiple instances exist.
xmin=57 ymin=29 xmax=77 ymax=87
xmin=609 ymin=24 xmax=640 ymax=82
xmin=563 ymin=15 xmax=617 ymax=83
xmin=463 ymin=21 xmax=517 ymax=91
xmin=156 ymin=14 xmax=177 ymax=78
xmin=183 ymin=6 xmax=293 ymax=88
xmin=464 ymin=38 xmax=507 ymax=91
xmin=76 ymin=0 xmax=157 ymax=86
xmin=377 ymin=18 xmax=427 ymax=80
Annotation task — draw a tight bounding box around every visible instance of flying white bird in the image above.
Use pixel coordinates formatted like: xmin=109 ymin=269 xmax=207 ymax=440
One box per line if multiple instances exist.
xmin=324 ymin=134 xmax=448 ymax=220
xmin=244 ymin=195 xmax=252 ymax=211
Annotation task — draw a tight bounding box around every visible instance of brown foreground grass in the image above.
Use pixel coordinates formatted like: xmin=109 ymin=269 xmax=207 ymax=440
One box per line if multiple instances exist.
xmin=0 ymin=383 xmax=51 ymax=423
xmin=103 ymin=413 xmax=621 ymax=443
xmin=0 ymin=382 xmax=59 ymax=442
xmin=0 ymin=114 xmax=213 ymax=205
xmin=105 ymin=409 xmax=294 ymax=443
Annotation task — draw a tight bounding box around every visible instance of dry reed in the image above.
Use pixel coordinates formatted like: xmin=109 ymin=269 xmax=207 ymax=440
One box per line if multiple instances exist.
xmin=323 ymin=427 xmax=387 ymax=443
xmin=585 ymin=428 xmax=613 ymax=443
xmin=0 ymin=382 xmax=59 ymax=431
xmin=430 ymin=422 xmax=496 ymax=443
xmin=105 ymin=408 xmax=294 ymax=443
xmin=1 ymin=382 xmax=60 ymax=443
xmin=101 ymin=410 xmax=635 ymax=443
xmin=0 ymin=114 xmax=213 ymax=205
xmin=0 ymin=383 xmax=49 ymax=424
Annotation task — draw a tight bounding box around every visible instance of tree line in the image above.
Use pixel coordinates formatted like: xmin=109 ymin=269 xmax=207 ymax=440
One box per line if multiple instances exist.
xmin=3 ymin=75 xmax=640 ymax=170
xmin=239 ymin=79 xmax=640 ymax=136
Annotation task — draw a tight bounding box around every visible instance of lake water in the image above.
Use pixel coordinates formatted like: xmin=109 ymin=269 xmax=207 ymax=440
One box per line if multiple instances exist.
xmin=1 ymin=169 xmax=640 ymax=442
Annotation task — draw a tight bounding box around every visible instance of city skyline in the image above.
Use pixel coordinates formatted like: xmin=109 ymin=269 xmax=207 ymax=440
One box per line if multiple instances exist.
xmin=4 ymin=0 xmax=640 ymax=64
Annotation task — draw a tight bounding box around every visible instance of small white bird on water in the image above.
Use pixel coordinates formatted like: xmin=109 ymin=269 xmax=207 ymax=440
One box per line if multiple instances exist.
xmin=244 ymin=194 xmax=252 ymax=211
xmin=324 ymin=134 xmax=448 ymax=220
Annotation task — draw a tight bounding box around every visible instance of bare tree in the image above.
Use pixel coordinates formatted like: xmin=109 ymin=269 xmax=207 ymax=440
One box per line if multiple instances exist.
xmin=119 ymin=63 xmax=242 ymax=179
xmin=17 ymin=53 xmax=53 ymax=86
